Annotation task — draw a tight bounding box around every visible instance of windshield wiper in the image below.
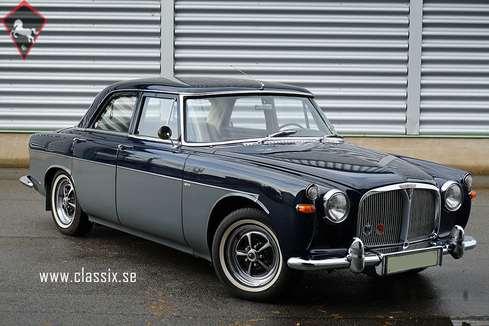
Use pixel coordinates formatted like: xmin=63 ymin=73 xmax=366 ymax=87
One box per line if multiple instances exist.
xmin=260 ymin=130 xmax=297 ymax=143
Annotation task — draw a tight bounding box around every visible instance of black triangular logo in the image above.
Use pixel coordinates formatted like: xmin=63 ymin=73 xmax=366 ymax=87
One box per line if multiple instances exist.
xmin=2 ymin=1 xmax=46 ymax=60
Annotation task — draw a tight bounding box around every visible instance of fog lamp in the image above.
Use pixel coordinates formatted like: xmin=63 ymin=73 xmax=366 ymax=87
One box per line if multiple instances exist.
xmin=463 ymin=173 xmax=473 ymax=187
xmin=305 ymin=183 xmax=319 ymax=200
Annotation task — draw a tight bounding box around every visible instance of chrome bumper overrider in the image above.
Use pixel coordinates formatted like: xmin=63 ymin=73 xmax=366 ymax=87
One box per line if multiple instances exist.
xmin=19 ymin=175 xmax=34 ymax=188
xmin=287 ymin=225 xmax=476 ymax=275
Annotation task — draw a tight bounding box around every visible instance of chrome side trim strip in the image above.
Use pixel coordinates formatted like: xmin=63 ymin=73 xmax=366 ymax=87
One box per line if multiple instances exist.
xmin=183 ymin=179 xmax=259 ymax=200
xmin=71 ymin=157 xmax=259 ymax=200
xmin=117 ymin=165 xmax=182 ymax=182
xmin=72 ymin=156 xmax=114 ymax=168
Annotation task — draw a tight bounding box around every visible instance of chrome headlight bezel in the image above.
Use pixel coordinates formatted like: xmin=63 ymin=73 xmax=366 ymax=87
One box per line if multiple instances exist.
xmin=305 ymin=183 xmax=319 ymax=200
xmin=323 ymin=189 xmax=350 ymax=223
xmin=463 ymin=173 xmax=473 ymax=188
xmin=441 ymin=181 xmax=463 ymax=212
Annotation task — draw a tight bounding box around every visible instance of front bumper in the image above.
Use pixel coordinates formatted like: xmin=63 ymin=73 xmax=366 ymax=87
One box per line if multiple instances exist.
xmin=287 ymin=225 xmax=476 ymax=276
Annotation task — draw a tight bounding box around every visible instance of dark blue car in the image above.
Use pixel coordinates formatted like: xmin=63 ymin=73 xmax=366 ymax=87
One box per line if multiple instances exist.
xmin=21 ymin=77 xmax=477 ymax=301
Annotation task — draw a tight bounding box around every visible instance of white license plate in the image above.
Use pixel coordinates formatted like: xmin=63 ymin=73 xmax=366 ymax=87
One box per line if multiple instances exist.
xmin=385 ymin=248 xmax=441 ymax=275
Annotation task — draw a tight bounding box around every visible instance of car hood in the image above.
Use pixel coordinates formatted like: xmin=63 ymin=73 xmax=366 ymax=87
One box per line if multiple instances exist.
xmin=214 ymin=140 xmax=436 ymax=191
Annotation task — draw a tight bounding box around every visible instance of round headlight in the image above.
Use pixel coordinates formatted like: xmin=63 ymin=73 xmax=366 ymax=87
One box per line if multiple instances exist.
xmin=442 ymin=181 xmax=463 ymax=211
xmin=323 ymin=190 xmax=350 ymax=223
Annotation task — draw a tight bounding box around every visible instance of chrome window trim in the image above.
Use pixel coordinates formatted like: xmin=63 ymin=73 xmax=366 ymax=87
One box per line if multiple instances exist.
xmin=78 ymin=128 xmax=129 ymax=137
xmin=74 ymin=127 xmax=131 ymax=138
xmin=128 ymin=134 xmax=180 ymax=146
xmin=179 ymin=94 xmax=334 ymax=147
xmin=132 ymin=94 xmax=181 ymax=142
xmin=95 ymin=89 xmax=311 ymax=104
xmin=78 ymin=88 xmax=312 ymax=130
xmin=84 ymin=92 xmax=140 ymax=132
xmin=179 ymin=89 xmax=312 ymax=98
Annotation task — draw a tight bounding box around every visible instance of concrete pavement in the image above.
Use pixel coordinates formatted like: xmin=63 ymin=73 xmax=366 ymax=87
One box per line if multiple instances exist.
xmin=0 ymin=167 xmax=488 ymax=325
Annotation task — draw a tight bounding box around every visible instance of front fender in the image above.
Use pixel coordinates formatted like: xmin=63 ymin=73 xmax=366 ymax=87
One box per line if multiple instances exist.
xmin=182 ymin=152 xmax=317 ymax=261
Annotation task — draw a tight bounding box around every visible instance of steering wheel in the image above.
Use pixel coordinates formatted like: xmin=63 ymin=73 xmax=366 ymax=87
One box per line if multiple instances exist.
xmin=278 ymin=122 xmax=304 ymax=130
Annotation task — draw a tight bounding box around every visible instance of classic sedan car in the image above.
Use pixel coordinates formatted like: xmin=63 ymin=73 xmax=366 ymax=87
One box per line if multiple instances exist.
xmin=21 ymin=77 xmax=477 ymax=301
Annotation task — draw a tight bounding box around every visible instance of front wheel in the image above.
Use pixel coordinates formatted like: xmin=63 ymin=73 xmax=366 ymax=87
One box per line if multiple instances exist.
xmin=212 ymin=208 xmax=301 ymax=301
xmin=51 ymin=171 xmax=92 ymax=236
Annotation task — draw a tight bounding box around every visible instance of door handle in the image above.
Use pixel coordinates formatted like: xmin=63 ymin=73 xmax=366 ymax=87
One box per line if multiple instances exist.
xmin=71 ymin=138 xmax=86 ymax=151
xmin=118 ymin=144 xmax=134 ymax=151
xmin=73 ymin=138 xmax=86 ymax=144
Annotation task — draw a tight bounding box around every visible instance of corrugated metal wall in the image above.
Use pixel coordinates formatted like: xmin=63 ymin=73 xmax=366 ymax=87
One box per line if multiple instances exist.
xmin=1 ymin=0 xmax=488 ymax=136
xmin=421 ymin=0 xmax=489 ymax=135
xmin=0 ymin=0 xmax=161 ymax=131
xmin=174 ymin=0 xmax=410 ymax=135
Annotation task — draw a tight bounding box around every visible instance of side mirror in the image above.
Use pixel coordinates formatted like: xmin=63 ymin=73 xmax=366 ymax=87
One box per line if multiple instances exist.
xmin=157 ymin=126 xmax=172 ymax=140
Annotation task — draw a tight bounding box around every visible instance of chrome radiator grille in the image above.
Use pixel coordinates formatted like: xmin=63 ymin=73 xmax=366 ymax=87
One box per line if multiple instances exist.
xmin=408 ymin=190 xmax=437 ymax=241
xmin=357 ymin=184 xmax=439 ymax=247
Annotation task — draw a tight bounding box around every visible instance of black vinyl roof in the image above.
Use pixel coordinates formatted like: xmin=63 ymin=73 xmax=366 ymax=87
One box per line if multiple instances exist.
xmin=109 ymin=76 xmax=312 ymax=95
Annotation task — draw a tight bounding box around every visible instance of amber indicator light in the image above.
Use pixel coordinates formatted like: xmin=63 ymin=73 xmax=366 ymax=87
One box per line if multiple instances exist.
xmin=296 ymin=204 xmax=316 ymax=213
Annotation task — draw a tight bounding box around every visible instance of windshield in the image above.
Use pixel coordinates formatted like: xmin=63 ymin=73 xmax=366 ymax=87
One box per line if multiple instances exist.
xmin=185 ymin=95 xmax=335 ymax=144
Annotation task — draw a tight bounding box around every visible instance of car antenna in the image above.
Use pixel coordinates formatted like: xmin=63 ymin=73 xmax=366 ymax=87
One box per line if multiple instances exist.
xmin=230 ymin=65 xmax=265 ymax=90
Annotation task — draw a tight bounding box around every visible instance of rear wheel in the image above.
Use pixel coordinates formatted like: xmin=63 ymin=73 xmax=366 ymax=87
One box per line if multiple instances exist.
xmin=212 ymin=208 xmax=301 ymax=301
xmin=51 ymin=171 xmax=92 ymax=236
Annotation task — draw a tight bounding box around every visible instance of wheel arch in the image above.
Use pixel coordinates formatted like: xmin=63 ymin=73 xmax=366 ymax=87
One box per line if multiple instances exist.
xmin=206 ymin=194 xmax=269 ymax=254
xmin=44 ymin=166 xmax=71 ymax=211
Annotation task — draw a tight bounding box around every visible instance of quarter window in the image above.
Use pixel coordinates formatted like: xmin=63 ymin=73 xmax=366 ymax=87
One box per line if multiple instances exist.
xmin=94 ymin=96 xmax=136 ymax=133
